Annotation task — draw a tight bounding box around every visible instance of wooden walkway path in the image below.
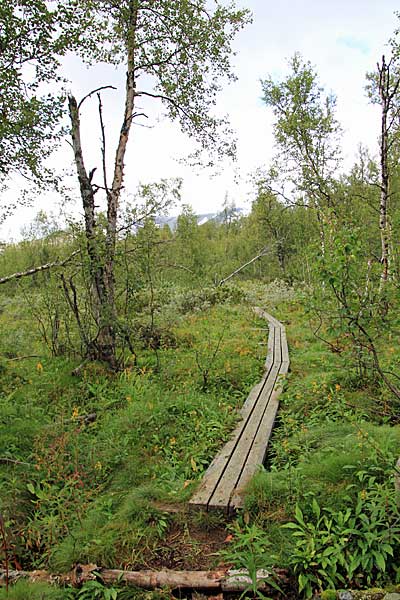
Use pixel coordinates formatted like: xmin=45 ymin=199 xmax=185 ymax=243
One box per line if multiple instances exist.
xmin=189 ymin=308 xmax=289 ymax=514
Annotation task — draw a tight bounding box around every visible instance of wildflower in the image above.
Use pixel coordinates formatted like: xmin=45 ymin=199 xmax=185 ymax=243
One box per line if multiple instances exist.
xmin=94 ymin=461 xmax=102 ymax=471
xmin=72 ymin=406 xmax=79 ymax=419
xmin=335 ymin=384 xmax=341 ymax=391
xmin=36 ymin=362 xmax=43 ymax=373
xmin=169 ymin=437 xmax=176 ymax=446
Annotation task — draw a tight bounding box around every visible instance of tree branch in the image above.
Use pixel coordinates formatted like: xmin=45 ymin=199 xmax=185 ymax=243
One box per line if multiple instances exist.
xmin=77 ymin=86 xmax=116 ymax=111
xmin=219 ymin=247 xmax=272 ymax=286
xmin=0 ymin=251 xmax=79 ymax=285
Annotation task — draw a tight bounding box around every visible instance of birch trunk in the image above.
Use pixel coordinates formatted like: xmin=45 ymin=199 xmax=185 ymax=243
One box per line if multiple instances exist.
xmin=377 ymin=55 xmax=396 ymax=287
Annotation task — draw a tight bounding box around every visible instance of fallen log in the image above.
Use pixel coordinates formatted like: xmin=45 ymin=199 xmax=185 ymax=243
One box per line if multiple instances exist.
xmin=0 ymin=565 xmax=275 ymax=592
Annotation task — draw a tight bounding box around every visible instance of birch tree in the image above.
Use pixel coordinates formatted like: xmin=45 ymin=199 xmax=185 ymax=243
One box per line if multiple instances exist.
xmin=368 ymin=56 xmax=400 ymax=285
xmin=261 ymin=53 xmax=342 ymax=215
xmin=67 ymin=0 xmax=250 ymax=368
xmin=0 ymin=0 xmax=105 ymax=222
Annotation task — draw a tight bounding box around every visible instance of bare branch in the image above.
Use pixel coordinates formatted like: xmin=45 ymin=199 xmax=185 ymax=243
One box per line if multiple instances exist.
xmin=97 ymin=93 xmax=110 ymax=196
xmin=77 ymin=86 xmax=117 ymax=111
xmin=219 ymin=247 xmax=272 ymax=286
xmin=0 ymin=250 xmax=79 ymax=285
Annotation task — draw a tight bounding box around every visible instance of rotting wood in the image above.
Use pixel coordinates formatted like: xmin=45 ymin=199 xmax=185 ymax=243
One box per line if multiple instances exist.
xmin=189 ymin=308 xmax=289 ymax=513
xmin=0 ymin=566 xmax=274 ymax=592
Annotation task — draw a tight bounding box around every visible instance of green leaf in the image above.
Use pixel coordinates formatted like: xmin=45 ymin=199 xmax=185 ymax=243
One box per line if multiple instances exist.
xmin=373 ymin=552 xmax=386 ymax=571
xmin=27 ymin=483 xmax=35 ymax=495
xmin=295 ymin=504 xmax=305 ymax=527
xmin=312 ymin=498 xmax=321 ymax=519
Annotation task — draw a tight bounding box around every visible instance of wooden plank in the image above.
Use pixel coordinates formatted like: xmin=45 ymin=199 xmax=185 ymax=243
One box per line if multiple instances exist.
xmin=190 ymin=323 xmax=275 ymax=509
xmin=207 ymin=354 xmax=281 ymax=511
xmin=242 ymin=325 xmax=275 ymax=416
xmin=240 ymin=382 xmax=263 ymax=417
xmin=259 ymin=310 xmax=281 ymax=328
xmin=190 ymin=369 xmax=273 ymax=509
xmin=189 ymin=420 xmax=244 ymax=509
xmin=190 ymin=309 xmax=289 ymax=512
xmin=280 ymin=325 xmax=290 ymax=366
xmin=264 ymin=323 xmax=275 ymax=370
xmin=274 ymin=321 xmax=282 ymax=365
xmin=230 ymin=362 xmax=290 ymax=510
xmin=230 ymin=390 xmax=281 ymax=510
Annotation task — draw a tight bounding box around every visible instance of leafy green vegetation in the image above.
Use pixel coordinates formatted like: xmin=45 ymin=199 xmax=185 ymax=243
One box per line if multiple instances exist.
xmin=2 ymin=3 xmax=400 ymax=599
xmin=0 ymin=286 xmax=263 ymax=570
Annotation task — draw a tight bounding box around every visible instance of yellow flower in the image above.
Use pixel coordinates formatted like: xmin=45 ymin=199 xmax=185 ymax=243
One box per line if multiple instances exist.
xmin=169 ymin=437 xmax=176 ymax=446
xmin=360 ymin=489 xmax=367 ymax=500
xmin=72 ymin=406 xmax=79 ymax=419
xmin=126 ymin=395 xmax=132 ymax=403
xmin=36 ymin=362 xmax=43 ymax=373
xmin=94 ymin=461 xmax=102 ymax=471
xmin=335 ymin=384 xmax=341 ymax=391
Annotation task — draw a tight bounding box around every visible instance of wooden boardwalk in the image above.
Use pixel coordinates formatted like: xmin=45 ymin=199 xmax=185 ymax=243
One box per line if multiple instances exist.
xmin=189 ymin=308 xmax=289 ymax=514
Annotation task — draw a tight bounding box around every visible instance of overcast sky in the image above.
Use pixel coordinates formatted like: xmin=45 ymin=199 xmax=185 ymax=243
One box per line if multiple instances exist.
xmin=1 ymin=0 xmax=399 ymax=241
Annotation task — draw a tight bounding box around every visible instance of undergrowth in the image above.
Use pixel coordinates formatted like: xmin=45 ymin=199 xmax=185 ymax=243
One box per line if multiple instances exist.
xmin=1 ymin=281 xmax=400 ymax=599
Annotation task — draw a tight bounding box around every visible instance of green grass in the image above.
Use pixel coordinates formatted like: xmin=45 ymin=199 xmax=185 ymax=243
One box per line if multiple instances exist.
xmin=1 ymin=280 xmax=400 ymax=598
xmin=230 ymin=287 xmax=400 ymax=594
xmin=0 ymin=286 xmax=264 ymax=572
xmin=0 ymin=581 xmax=67 ymax=600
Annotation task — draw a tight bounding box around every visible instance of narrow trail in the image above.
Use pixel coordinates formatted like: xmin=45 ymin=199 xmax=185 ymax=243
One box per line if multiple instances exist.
xmin=190 ymin=308 xmax=289 ymax=513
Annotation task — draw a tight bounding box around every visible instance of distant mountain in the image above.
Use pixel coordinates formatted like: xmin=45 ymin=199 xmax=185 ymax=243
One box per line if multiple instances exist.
xmin=155 ymin=207 xmax=246 ymax=230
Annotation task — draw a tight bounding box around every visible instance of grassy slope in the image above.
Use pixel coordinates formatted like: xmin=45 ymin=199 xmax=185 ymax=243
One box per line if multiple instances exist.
xmin=238 ymin=284 xmax=400 ymax=595
xmin=1 ymin=280 xmax=399 ymax=598
xmin=0 ymin=284 xmax=264 ymax=572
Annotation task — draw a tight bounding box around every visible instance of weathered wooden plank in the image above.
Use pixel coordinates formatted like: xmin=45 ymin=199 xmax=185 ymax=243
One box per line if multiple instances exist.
xmin=190 ymin=310 xmax=289 ymax=512
xmin=189 ymin=421 xmax=244 ymax=508
xmin=280 ymin=325 xmax=290 ymax=366
xmin=190 ymin=322 xmax=275 ymax=509
xmin=273 ymin=321 xmax=282 ymax=365
xmin=258 ymin=309 xmax=281 ymax=328
xmin=207 ymin=356 xmax=281 ymax=511
xmin=189 ymin=372 xmax=268 ymax=509
xmin=230 ymin=361 xmax=290 ymax=510
xmin=240 ymin=382 xmax=263 ymax=417
xmin=230 ymin=393 xmax=280 ymax=510
xmin=264 ymin=323 xmax=275 ymax=370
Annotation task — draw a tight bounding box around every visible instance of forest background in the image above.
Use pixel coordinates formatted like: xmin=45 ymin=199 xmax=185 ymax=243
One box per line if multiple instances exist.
xmin=1 ymin=1 xmax=400 ymax=599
